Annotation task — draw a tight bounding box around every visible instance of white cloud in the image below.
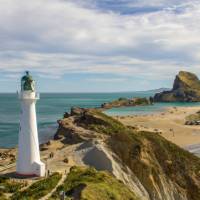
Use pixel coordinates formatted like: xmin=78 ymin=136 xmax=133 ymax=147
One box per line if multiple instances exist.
xmin=0 ymin=0 xmax=200 ymax=88
xmin=87 ymin=77 xmax=127 ymax=82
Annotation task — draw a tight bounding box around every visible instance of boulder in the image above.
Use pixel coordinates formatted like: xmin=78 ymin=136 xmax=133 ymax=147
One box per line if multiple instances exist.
xmin=71 ymin=107 xmax=85 ymax=116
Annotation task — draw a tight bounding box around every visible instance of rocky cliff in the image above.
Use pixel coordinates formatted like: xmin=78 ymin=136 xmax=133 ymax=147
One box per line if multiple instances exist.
xmin=55 ymin=107 xmax=200 ymax=200
xmin=154 ymin=71 xmax=200 ymax=102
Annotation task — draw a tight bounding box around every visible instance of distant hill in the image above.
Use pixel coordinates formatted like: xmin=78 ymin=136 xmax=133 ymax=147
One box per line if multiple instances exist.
xmin=154 ymin=71 xmax=200 ymax=102
xmin=144 ymin=88 xmax=171 ymax=93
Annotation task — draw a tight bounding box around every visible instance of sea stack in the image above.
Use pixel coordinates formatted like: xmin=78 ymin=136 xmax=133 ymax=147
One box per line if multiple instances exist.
xmin=16 ymin=71 xmax=45 ymax=177
xmin=154 ymin=71 xmax=200 ymax=102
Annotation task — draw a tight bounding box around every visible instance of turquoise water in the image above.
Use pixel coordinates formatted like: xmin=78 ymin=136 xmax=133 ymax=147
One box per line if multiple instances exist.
xmin=1 ymin=92 xmax=200 ymax=148
xmin=105 ymin=102 xmax=200 ymax=116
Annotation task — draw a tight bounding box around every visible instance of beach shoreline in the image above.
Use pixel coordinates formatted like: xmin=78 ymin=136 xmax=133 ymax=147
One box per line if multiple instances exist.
xmin=114 ymin=106 xmax=200 ymax=156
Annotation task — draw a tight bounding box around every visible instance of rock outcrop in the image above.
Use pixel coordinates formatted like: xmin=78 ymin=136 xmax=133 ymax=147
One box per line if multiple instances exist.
xmin=101 ymin=97 xmax=152 ymax=109
xmin=154 ymin=71 xmax=200 ymax=102
xmin=185 ymin=110 xmax=200 ymax=125
xmin=55 ymin=107 xmax=200 ymax=200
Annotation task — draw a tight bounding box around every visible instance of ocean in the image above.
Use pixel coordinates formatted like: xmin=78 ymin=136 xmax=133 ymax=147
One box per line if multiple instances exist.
xmin=1 ymin=92 xmax=200 ymax=148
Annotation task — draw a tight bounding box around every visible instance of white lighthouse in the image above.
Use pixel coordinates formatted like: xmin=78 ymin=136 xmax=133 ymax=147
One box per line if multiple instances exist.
xmin=16 ymin=71 xmax=45 ymax=177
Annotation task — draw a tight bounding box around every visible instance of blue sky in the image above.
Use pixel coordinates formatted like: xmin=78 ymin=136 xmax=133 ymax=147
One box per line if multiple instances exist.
xmin=0 ymin=0 xmax=200 ymax=92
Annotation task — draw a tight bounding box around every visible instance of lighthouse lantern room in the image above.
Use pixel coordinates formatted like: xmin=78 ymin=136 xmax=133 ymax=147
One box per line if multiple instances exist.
xmin=16 ymin=71 xmax=45 ymax=177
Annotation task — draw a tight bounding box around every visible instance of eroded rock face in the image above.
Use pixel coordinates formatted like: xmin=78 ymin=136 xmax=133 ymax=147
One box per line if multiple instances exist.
xmin=154 ymin=71 xmax=200 ymax=102
xmin=54 ymin=108 xmax=101 ymax=143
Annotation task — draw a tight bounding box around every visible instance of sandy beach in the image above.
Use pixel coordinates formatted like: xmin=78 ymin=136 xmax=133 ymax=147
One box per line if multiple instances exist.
xmin=115 ymin=106 xmax=200 ymax=155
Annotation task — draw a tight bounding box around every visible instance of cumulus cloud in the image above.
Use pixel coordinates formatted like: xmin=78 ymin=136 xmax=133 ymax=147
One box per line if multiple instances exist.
xmin=0 ymin=0 xmax=200 ymax=91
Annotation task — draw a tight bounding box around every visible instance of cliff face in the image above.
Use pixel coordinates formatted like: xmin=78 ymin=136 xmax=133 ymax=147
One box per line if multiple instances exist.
xmin=154 ymin=71 xmax=200 ymax=102
xmin=55 ymin=108 xmax=200 ymax=200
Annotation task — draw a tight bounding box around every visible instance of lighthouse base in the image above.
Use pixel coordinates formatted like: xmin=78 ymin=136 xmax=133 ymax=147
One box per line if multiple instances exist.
xmin=32 ymin=161 xmax=46 ymax=177
xmin=17 ymin=161 xmax=45 ymax=177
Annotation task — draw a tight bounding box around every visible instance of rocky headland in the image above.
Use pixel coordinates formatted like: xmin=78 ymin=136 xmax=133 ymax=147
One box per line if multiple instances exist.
xmin=53 ymin=107 xmax=200 ymax=200
xmin=154 ymin=71 xmax=200 ymax=102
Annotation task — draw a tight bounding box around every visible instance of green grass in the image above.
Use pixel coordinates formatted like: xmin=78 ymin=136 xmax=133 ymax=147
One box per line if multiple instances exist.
xmin=77 ymin=109 xmax=136 ymax=136
xmin=50 ymin=166 xmax=140 ymax=200
xmin=0 ymin=176 xmax=26 ymax=200
xmin=11 ymin=173 xmax=61 ymax=200
xmin=0 ymin=176 xmax=26 ymax=193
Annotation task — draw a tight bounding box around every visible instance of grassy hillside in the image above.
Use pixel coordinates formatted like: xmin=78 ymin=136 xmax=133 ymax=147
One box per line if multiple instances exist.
xmin=75 ymin=109 xmax=200 ymax=200
xmin=50 ymin=166 xmax=140 ymax=200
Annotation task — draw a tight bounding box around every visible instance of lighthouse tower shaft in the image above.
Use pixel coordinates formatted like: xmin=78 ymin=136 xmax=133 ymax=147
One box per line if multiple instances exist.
xmin=16 ymin=72 xmax=45 ymax=177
